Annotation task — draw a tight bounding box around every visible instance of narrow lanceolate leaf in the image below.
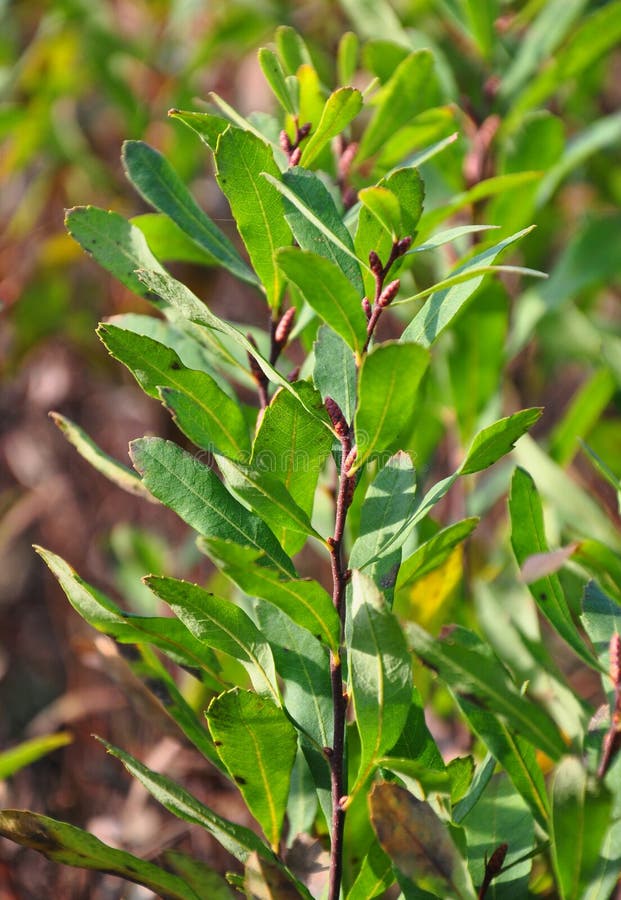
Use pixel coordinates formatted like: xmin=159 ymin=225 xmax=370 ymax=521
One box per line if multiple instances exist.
xmin=397 ymin=519 xmax=479 ymax=589
xmin=350 ymin=453 xmax=417 ymax=575
xmin=163 ymin=851 xmax=235 ymax=900
xmin=510 ymin=467 xmax=600 ymax=670
xmin=268 ymin=177 xmax=366 ymax=272
xmin=551 ymin=757 xmax=612 ymax=900
xmin=145 ymin=575 xmax=279 ymax=702
xmin=36 ymin=547 xmax=222 ymax=683
xmin=215 ymin=128 xmax=292 ymax=308
xmin=130 ymin=438 xmax=294 ymax=575
xmin=298 ymin=87 xmax=363 ymax=167
xmin=255 ymin=601 xmax=333 ymax=749
xmin=0 ymin=733 xmax=72 ymax=780
xmin=0 ymin=811 xmax=202 ymax=900
xmin=250 ymin=384 xmax=333 ymax=553
xmin=313 ymin=325 xmax=357 ymax=424
xmin=65 ymin=206 xmax=166 ymax=300
xmin=199 ymin=539 xmax=340 ymax=652
xmin=369 ymin=782 xmax=476 ymax=899
xmin=168 ymin=108 xmax=230 ymax=152
xmin=407 ymin=623 xmax=566 ymax=760
xmin=98 ymin=325 xmax=251 ymax=461
xmin=258 ymin=48 xmax=297 ymax=115
xmin=350 ymin=572 xmax=413 ymax=796
xmin=277 ymin=249 xmax=367 ymax=354
xmin=461 ymin=408 xmax=542 ymax=474
xmin=357 ymin=50 xmax=436 ymax=162
xmin=102 ymin=740 xmax=274 ymax=864
xmin=132 ymin=213 xmax=219 ymax=266
xmin=455 ymin=696 xmax=550 ymax=830
xmin=280 ymin=168 xmax=364 ymax=294
xmin=358 ymin=186 xmax=402 ymax=238
xmin=50 ymin=412 xmax=153 ymax=500
xmin=401 ymin=227 xmax=535 ymax=347
xmin=134 ymin=268 xmax=330 ymax=428
xmin=207 ymin=689 xmax=298 ymax=851
xmin=121 ymin=141 xmax=258 ymax=287
xmin=216 ymin=456 xmax=324 ymax=553
xmin=354 ymin=342 xmax=429 ymax=469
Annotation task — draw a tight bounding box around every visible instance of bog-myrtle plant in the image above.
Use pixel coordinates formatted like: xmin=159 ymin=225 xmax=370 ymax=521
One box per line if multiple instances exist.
xmin=3 ymin=26 xmax=621 ymax=900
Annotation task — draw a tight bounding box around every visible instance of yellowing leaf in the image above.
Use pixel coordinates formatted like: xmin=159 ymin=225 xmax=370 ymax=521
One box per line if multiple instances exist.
xmin=398 ymin=545 xmax=463 ymax=631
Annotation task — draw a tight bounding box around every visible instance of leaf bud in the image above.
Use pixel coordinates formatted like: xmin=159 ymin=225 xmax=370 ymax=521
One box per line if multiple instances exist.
xmin=378 ymin=278 xmax=400 ymax=307
xmin=279 ymin=130 xmax=292 ymax=153
xmin=395 ymin=235 xmax=412 ymax=256
xmin=343 ymin=445 xmax=357 ymax=474
xmin=289 ymin=146 xmax=302 ymax=166
xmin=325 ymin=397 xmax=349 ymax=438
xmin=361 ymin=297 xmax=372 ymax=321
xmin=274 ymin=306 xmax=296 ymax=346
xmin=610 ymin=633 xmax=621 ymax=689
xmin=368 ymin=250 xmax=383 ymax=274
xmin=298 ymin=122 xmax=312 ymax=140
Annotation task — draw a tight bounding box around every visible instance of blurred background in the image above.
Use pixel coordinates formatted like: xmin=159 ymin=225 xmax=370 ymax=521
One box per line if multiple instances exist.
xmin=1 ymin=1 xmax=620 ymax=896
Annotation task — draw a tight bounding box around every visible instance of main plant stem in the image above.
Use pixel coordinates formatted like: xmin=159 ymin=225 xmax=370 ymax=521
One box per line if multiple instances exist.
xmin=326 ymin=416 xmax=354 ymax=900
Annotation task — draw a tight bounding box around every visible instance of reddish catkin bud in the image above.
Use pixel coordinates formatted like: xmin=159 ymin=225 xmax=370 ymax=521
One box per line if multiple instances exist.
xmin=368 ymin=250 xmax=383 ymax=274
xmin=343 ymin=475 xmax=356 ymax=510
xmin=338 ymin=141 xmax=358 ymax=178
xmin=289 ymin=147 xmax=302 ymax=166
xmin=395 ymin=235 xmax=413 ymax=256
xmin=325 ymin=397 xmax=349 ymax=439
xmin=486 ymin=843 xmax=508 ymax=876
xmin=274 ymin=306 xmax=296 ymax=346
xmin=378 ymin=278 xmax=400 ymax=307
xmin=298 ymin=122 xmax=312 ymax=141
xmin=361 ymin=297 xmax=372 ymax=321
xmin=610 ymin=633 xmax=621 ymax=688
xmin=287 ymin=365 xmax=301 ymax=383
xmin=279 ymin=130 xmax=292 ymax=153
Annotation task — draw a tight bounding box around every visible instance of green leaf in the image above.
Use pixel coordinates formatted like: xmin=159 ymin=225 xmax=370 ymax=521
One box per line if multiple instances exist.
xmin=313 ymin=325 xmax=357 ymax=424
xmin=358 ymin=186 xmax=402 ymax=238
xmin=461 ymin=773 xmax=534 ymax=898
xmin=549 ymin=369 xmax=616 ymax=466
xmin=163 ymin=851 xmax=235 ymax=899
xmin=258 ymin=48 xmax=297 ymax=115
xmin=0 ymin=811 xmax=202 ymax=900
xmin=130 ymin=438 xmax=294 ymax=575
xmin=254 ymin=601 xmax=333 ymax=749
xmin=369 ymin=782 xmax=476 ymax=899
xmin=393 ymin=265 xmax=546 ymax=310
xmin=550 ymin=757 xmax=612 ymax=899
xmin=122 ymin=141 xmax=258 ymax=287
xmin=347 ymin=841 xmax=395 ymax=899
xmin=268 ymin=178 xmax=366 ymax=274
xmin=250 ymin=383 xmax=333 ymax=552
xmin=407 ymin=623 xmax=566 ymax=760
xmin=132 ymin=213 xmax=219 ymax=265
xmin=277 ymin=249 xmax=367 ymax=354
xmin=243 ymin=851 xmax=312 ymax=899
xmin=280 ymin=167 xmax=364 ymax=294
xmin=337 ymin=31 xmax=359 ymax=86
xmin=199 ymin=539 xmax=340 ymax=652
xmin=298 ymin=87 xmax=363 ymax=167
xmin=409 ymin=225 xmax=499 ymax=254
xmin=462 ymin=0 xmax=498 ymax=59
xmin=350 ymin=452 xmax=417 ymax=576
xmin=98 ymin=324 xmax=251 ymax=460
xmin=49 ymin=412 xmax=153 ymax=500
xmin=214 ymin=128 xmax=292 ymax=308
xmin=357 ymin=51 xmax=436 ymax=162
xmin=397 ymin=519 xmax=479 ymax=589
xmin=145 ymin=575 xmax=278 ymax=701
xmin=65 ymin=206 xmax=166 ymax=300
xmin=401 ymin=227 xmax=536 ymax=346
xmin=0 ymin=733 xmax=72 ymax=780
xmin=217 ymin=456 xmax=323 ymax=554
xmin=455 ymin=697 xmax=550 ymax=831
xmin=169 ymin=108 xmax=230 ymax=152
xmin=36 ymin=547 xmax=222 ymax=685
xmin=354 ymin=342 xmax=429 ymax=469
xmin=102 ymin=740 xmax=274 ymax=863
xmin=350 ymin=572 xmax=413 ymax=795
xmin=582 ymin=819 xmax=621 ymax=900
xmin=275 ymin=25 xmax=312 ymax=74
xmin=461 ymin=409 xmax=542 ymax=475
xmin=207 ymin=689 xmax=297 ymax=851
xmin=509 ymin=467 xmax=600 ymax=670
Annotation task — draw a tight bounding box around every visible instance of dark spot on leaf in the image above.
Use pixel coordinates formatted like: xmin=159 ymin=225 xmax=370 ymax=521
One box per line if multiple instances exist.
xmin=234 ymin=774 xmax=247 ymax=785
xmin=145 ymin=678 xmax=172 ymax=706
xmin=539 ymin=593 xmax=547 ymax=601
xmin=214 ymin=740 xmax=223 ymax=747
xmin=170 ymin=361 xmax=181 ymax=370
